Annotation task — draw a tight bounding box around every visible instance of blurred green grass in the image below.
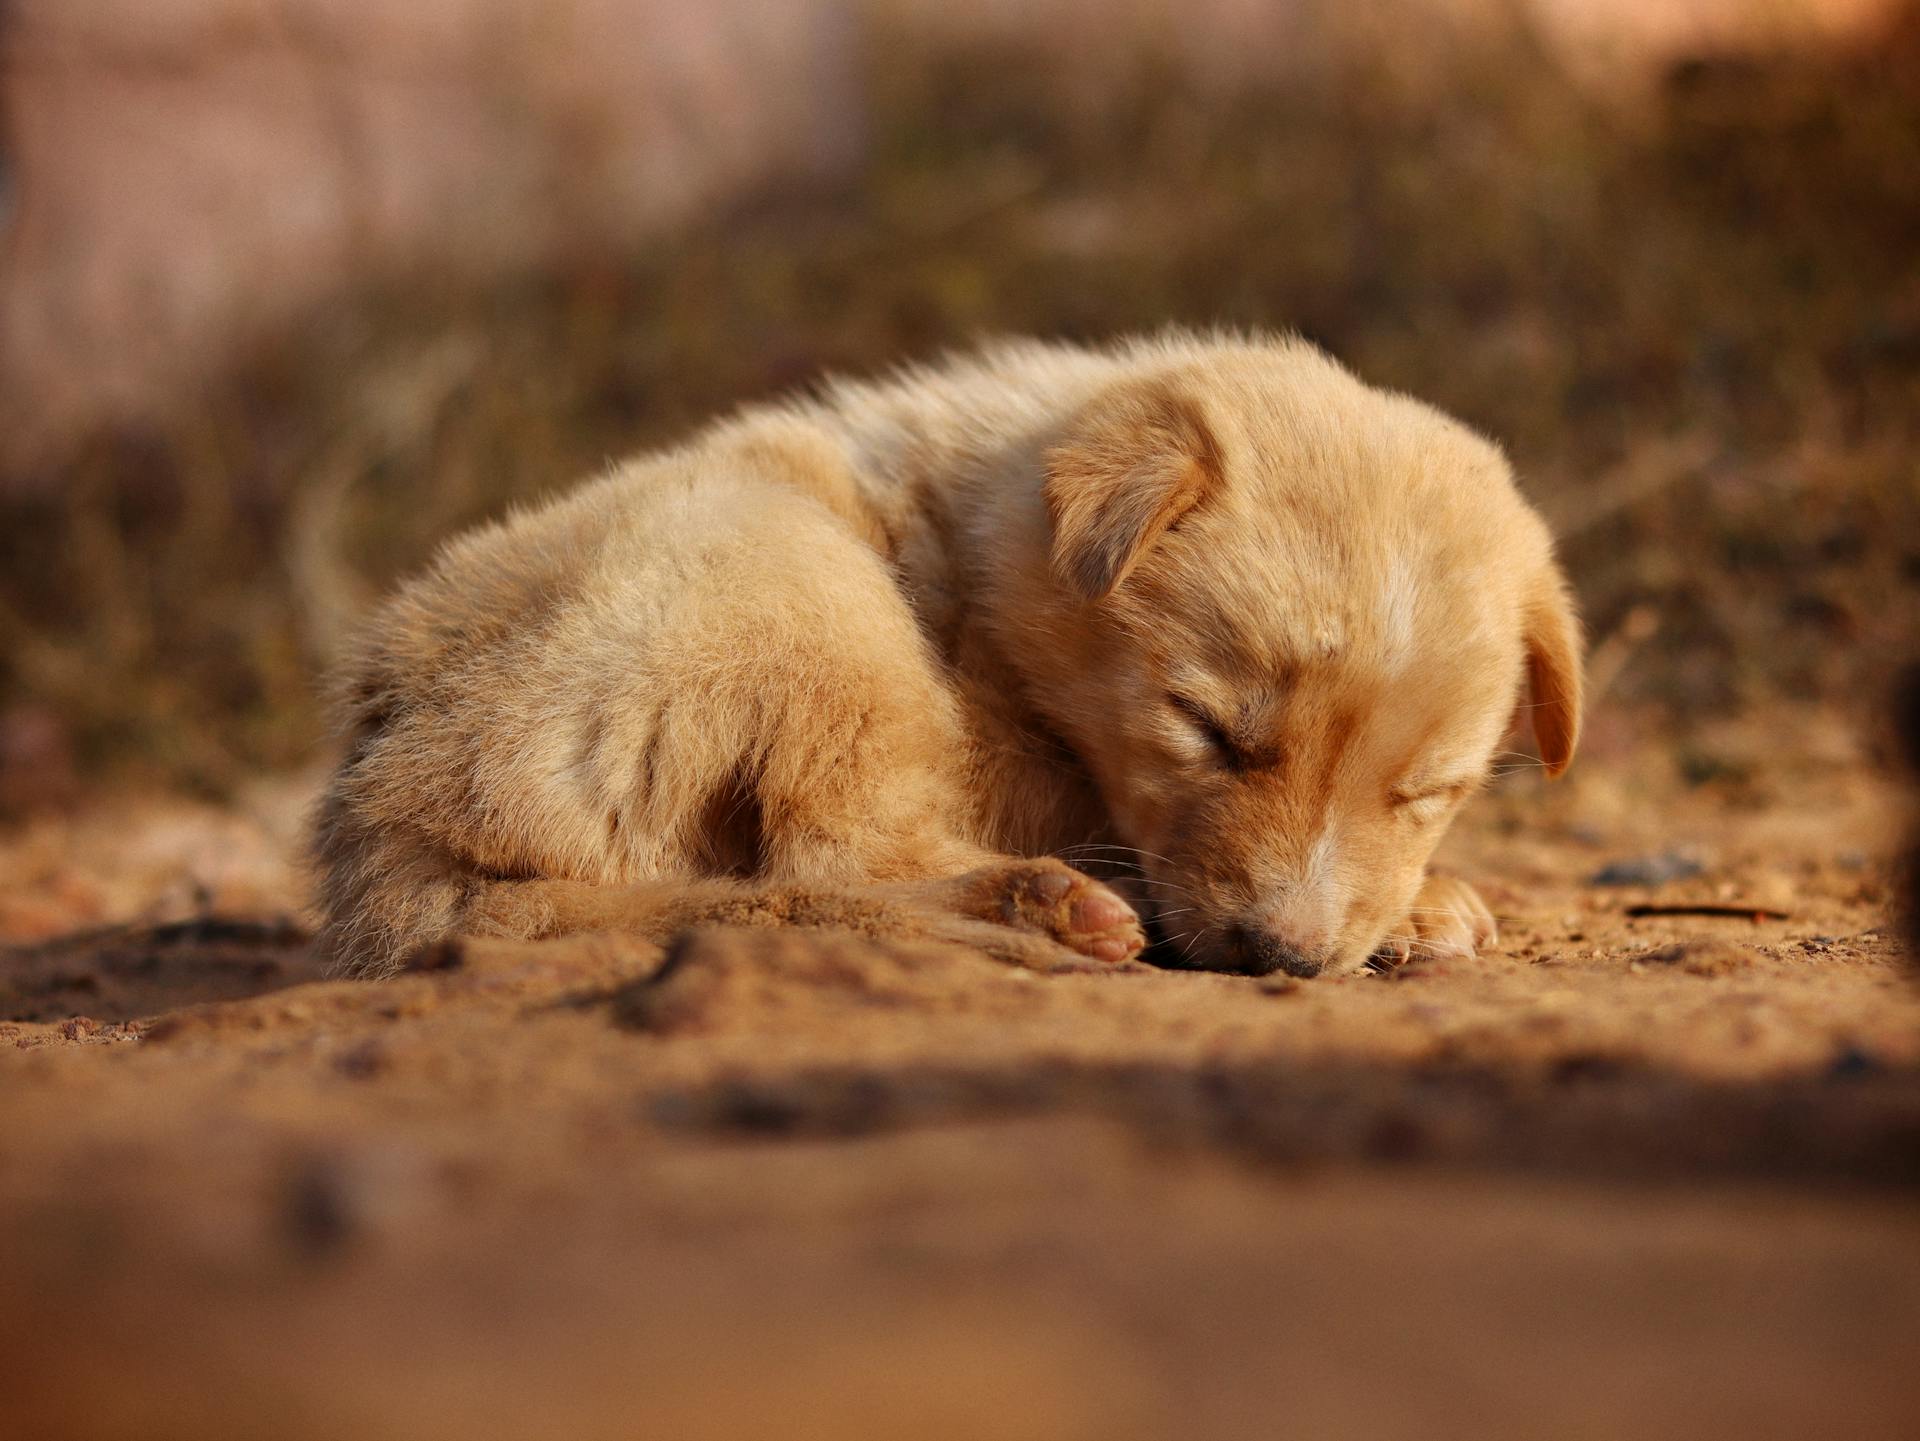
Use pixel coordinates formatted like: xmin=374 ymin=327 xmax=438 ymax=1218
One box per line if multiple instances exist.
xmin=2 ymin=8 xmax=1917 ymax=803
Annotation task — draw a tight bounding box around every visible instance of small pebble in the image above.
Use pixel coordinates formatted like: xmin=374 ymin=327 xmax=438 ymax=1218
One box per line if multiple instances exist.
xmin=1828 ymin=1045 xmax=1879 ymax=1080
xmin=282 ymin=1160 xmax=357 ymax=1259
xmin=1589 ymin=852 xmax=1705 ymax=887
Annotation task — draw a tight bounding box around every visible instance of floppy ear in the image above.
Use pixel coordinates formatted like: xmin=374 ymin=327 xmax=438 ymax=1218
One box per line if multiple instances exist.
xmin=1043 ymin=379 xmax=1224 ymax=601
xmin=1523 ymin=562 xmax=1584 ymax=777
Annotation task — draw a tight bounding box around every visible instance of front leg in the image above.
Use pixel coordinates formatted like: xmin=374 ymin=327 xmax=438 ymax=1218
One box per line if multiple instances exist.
xmin=882 ymin=856 xmax=1149 ymax=968
xmin=1381 ymin=874 xmax=1499 ymax=964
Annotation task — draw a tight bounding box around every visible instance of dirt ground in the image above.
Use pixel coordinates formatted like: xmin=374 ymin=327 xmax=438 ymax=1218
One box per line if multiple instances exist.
xmin=2 ymin=700 xmax=1916 ymax=1441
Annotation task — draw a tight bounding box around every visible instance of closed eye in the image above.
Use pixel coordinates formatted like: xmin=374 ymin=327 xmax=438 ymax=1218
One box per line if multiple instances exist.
xmin=1388 ymin=781 xmax=1474 ymax=816
xmin=1169 ymin=693 xmax=1252 ymax=771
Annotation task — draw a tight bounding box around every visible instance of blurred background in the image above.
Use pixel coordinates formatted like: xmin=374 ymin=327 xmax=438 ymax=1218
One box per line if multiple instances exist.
xmin=1 ymin=0 xmax=1916 ymax=809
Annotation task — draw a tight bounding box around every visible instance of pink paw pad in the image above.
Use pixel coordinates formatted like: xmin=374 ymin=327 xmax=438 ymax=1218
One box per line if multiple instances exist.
xmin=999 ymin=861 xmax=1146 ymax=964
xmin=1069 ymin=888 xmax=1137 ymax=937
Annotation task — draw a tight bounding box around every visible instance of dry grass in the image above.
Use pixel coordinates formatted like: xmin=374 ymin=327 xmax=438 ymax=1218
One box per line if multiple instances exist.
xmin=3 ymin=6 xmax=1918 ymax=801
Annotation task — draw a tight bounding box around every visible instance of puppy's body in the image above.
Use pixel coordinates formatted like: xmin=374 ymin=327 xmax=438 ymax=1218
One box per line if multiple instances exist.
xmin=316 ymin=332 xmax=1580 ymax=978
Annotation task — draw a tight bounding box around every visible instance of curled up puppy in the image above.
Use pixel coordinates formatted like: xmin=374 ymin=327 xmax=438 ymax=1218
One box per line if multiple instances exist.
xmin=313 ymin=331 xmax=1582 ymax=980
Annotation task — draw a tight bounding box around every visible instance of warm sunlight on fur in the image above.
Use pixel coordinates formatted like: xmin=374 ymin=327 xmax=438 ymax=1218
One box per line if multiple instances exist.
xmin=313 ymin=330 xmax=1583 ymax=979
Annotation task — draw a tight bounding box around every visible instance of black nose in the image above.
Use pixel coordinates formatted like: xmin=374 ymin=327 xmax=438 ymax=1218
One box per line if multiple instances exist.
xmin=1222 ymin=926 xmax=1324 ymax=979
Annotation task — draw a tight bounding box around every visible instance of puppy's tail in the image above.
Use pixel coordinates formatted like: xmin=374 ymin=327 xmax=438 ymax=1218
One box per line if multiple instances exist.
xmin=311 ymin=816 xmax=471 ymax=979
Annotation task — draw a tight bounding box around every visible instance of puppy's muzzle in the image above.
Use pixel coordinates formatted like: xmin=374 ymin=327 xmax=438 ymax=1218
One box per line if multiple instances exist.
xmin=1218 ymin=925 xmax=1326 ymax=979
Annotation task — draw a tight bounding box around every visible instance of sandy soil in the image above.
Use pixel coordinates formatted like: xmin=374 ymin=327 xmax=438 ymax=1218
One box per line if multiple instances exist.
xmin=2 ymin=711 xmax=1917 ymax=1440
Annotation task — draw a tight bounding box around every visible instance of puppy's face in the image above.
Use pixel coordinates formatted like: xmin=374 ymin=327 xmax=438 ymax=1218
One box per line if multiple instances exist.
xmin=1027 ymin=341 xmax=1582 ymax=977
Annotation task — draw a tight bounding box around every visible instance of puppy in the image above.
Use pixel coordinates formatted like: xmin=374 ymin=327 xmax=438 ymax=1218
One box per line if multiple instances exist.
xmin=314 ymin=331 xmax=1581 ymax=979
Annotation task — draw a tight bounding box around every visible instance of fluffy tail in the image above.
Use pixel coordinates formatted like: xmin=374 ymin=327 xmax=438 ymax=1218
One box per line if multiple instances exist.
xmin=311 ymin=794 xmax=470 ymax=978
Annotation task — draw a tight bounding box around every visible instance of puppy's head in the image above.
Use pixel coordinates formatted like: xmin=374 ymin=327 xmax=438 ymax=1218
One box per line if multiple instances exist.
xmin=1026 ymin=336 xmax=1581 ymax=977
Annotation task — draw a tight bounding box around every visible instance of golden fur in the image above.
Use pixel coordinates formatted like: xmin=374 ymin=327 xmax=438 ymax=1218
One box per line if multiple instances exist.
xmin=314 ymin=331 xmax=1582 ymax=979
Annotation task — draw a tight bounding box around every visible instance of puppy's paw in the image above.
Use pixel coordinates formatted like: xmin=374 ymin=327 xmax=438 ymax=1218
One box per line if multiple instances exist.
xmin=883 ymin=857 xmax=1148 ymax=968
xmin=1400 ymin=874 xmax=1499 ymax=961
xmin=924 ymin=857 xmax=1145 ymax=964
xmin=997 ymin=859 xmax=1148 ymax=963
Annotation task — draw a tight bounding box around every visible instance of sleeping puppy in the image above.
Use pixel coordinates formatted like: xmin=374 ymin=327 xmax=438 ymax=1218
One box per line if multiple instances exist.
xmin=314 ymin=331 xmax=1581 ymax=979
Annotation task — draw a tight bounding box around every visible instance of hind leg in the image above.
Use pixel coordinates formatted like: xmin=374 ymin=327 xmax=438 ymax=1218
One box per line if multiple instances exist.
xmin=320 ymin=475 xmax=981 ymax=975
xmin=324 ymin=465 xmax=1145 ymax=974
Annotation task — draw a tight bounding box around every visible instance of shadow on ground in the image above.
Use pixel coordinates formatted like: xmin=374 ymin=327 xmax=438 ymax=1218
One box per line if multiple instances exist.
xmin=1 ymin=917 xmax=321 ymax=1024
